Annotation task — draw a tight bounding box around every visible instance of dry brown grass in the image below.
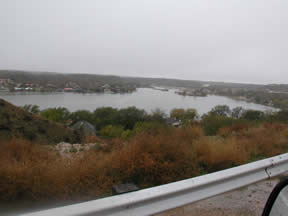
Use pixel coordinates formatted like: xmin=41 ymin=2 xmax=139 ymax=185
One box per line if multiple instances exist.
xmin=82 ymin=135 xmax=101 ymax=143
xmin=194 ymin=137 xmax=250 ymax=172
xmin=1 ymin=124 xmax=288 ymax=202
xmin=239 ymin=125 xmax=288 ymax=157
xmin=218 ymin=123 xmax=250 ymax=137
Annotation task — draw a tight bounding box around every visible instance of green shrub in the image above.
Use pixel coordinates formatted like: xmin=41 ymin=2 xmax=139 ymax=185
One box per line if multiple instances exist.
xmin=209 ymin=105 xmax=231 ymax=117
xmin=22 ymin=104 xmax=40 ymax=114
xmin=170 ymin=108 xmax=198 ymax=123
xmin=241 ymin=110 xmax=265 ymax=121
xmin=116 ymin=107 xmax=147 ymax=129
xmin=133 ymin=121 xmax=168 ymax=135
xmin=70 ymin=110 xmax=94 ymax=124
xmin=40 ymin=107 xmax=70 ymax=123
xmin=70 ymin=146 xmax=78 ymax=153
xmin=121 ymin=130 xmax=134 ymax=139
xmin=99 ymin=125 xmax=124 ymax=138
xmin=201 ymin=114 xmax=239 ymax=136
xmin=93 ymin=107 xmax=118 ymax=129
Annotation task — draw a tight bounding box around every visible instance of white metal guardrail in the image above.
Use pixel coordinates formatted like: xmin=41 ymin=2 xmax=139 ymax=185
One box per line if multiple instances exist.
xmin=22 ymin=153 xmax=288 ymax=216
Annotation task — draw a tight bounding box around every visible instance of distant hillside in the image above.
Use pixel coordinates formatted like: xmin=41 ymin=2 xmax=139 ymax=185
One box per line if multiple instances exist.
xmin=266 ymin=84 xmax=288 ymax=92
xmin=0 ymin=70 xmax=265 ymax=90
xmin=0 ymin=99 xmax=81 ymax=144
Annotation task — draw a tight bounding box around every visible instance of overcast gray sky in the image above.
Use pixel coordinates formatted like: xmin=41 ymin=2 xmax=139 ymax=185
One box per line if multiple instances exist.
xmin=0 ymin=0 xmax=288 ymax=84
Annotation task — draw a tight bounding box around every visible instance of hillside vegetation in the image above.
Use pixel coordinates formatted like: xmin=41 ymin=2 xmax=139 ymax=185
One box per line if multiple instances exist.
xmin=1 ymin=100 xmax=288 ymax=202
xmin=1 ymin=123 xmax=288 ymax=201
xmin=0 ymin=99 xmax=81 ymax=144
xmin=0 ymin=69 xmax=264 ymax=90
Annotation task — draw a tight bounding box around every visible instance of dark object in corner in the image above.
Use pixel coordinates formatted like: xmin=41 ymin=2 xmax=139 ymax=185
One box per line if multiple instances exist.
xmin=112 ymin=183 xmax=139 ymax=195
xmin=262 ymin=177 xmax=288 ymax=216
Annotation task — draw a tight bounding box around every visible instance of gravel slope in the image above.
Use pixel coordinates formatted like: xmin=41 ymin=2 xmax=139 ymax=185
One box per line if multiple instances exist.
xmin=156 ymin=178 xmax=282 ymax=216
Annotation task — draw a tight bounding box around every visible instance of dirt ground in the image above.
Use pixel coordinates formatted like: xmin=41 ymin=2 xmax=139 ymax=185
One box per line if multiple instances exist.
xmin=155 ymin=178 xmax=282 ymax=216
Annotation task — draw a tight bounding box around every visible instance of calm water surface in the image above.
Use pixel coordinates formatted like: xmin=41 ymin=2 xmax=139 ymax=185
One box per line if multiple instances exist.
xmin=0 ymin=88 xmax=274 ymax=114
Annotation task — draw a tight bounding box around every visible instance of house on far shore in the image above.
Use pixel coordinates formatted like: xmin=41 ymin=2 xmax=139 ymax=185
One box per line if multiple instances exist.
xmin=0 ymin=78 xmax=14 ymax=85
xmin=64 ymin=88 xmax=73 ymax=92
xmin=71 ymin=120 xmax=96 ymax=136
xmin=102 ymin=84 xmax=113 ymax=93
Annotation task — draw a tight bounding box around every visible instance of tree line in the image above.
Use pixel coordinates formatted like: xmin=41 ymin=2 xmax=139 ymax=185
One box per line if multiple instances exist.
xmin=22 ymin=104 xmax=288 ymax=138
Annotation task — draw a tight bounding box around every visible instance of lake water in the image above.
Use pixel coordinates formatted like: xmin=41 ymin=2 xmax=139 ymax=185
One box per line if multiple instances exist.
xmin=0 ymin=88 xmax=274 ymax=115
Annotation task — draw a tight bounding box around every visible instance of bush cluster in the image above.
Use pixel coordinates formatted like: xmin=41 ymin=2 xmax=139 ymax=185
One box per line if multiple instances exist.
xmin=34 ymin=104 xmax=288 ymax=138
xmin=5 ymin=103 xmax=287 ymax=201
xmin=1 ymin=122 xmax=288 ymax=201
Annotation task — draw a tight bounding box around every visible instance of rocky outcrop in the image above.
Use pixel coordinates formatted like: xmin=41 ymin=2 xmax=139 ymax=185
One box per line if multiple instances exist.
xmin=56 ymin=142 xmax=98 ymax=157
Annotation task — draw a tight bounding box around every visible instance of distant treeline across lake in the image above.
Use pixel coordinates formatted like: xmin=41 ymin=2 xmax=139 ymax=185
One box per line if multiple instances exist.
xmin=0 ymin=88 xmax=274 ymax=115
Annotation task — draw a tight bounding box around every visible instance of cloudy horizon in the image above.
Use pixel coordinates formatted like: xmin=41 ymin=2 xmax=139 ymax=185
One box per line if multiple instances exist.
xmin=1 ymin=0 xmax=288 ymax=84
